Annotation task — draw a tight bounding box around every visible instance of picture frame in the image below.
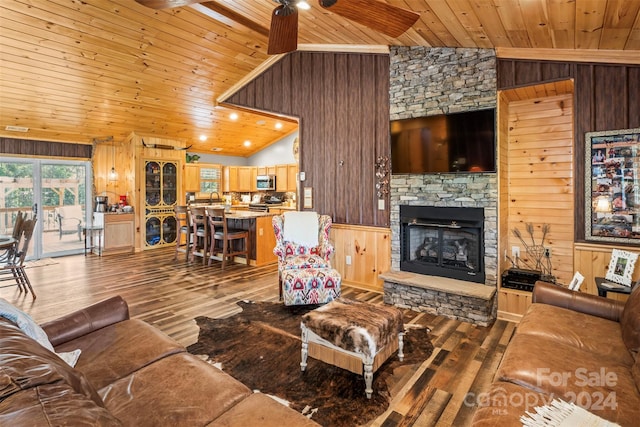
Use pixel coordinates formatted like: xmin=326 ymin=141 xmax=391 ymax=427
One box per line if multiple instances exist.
xmin=605 ymin=249 xmax=639 ymax=286
xmin=568 ymin=271 xmax=584 ymax=291
xmin=585 ymin=127 xmax=640 ymax=243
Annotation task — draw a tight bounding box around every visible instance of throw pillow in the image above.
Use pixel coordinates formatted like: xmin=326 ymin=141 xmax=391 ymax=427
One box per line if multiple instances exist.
xmin=0 ymin=298 xmax=81 ymax=367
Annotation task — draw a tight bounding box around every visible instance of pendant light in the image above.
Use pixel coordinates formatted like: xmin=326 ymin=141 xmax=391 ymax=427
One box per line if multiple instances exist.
xmin=108 ymin=141 xmax=118 ymax=181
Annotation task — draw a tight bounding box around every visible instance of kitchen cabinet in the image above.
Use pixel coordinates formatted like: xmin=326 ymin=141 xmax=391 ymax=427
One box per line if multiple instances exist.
xmin=184 ymin=164 xmax=199 ymax=192
xmin=224 ymin=166 xmax=238 ymax=192
xmin=143 ymin=159 xmax=178 ymax=249
xmin=237 ymin=167 xmax=252 ymax=192
xmin=251 ymin=167 xmax=258 ymax=191
xmin=287 ymin=164 xmax=298 ymax=191
xmin=276 ymin=165 xmax=288 ymax=192
xmin=93 ymin=213 xmax=135 ymax=255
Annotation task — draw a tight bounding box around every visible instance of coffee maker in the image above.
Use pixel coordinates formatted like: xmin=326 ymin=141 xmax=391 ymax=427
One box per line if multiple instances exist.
xmin=95 ymin=196 xmax=108 ymax=212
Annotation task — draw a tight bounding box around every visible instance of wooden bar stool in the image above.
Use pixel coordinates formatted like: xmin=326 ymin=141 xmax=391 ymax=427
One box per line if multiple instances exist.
xmin=174 ymin=205 xmax=192 ymax=261
xmin=189 ymin=206 xmax=208 ymax=264
xmin=206 ymin=207 xmax=250 ymax=269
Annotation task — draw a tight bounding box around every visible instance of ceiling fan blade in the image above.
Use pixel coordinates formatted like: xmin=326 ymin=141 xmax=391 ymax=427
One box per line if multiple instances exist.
xmin=268 ymin=5 xmax=299 ymax=55
xmin=319 ymin=0 xmax=419 ymax=38
xmin=134 ymin=0 xmax=203 ymax=9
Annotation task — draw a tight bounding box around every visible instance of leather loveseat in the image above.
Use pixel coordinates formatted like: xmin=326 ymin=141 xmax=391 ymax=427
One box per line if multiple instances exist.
xmin=471 ymin=280 xmax=640 ymax=426
xmin=0 ymin=296 xmax=319 ymax=426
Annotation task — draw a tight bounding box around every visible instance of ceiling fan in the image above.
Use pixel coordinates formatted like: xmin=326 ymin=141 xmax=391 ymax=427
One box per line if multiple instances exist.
xmin=134 ymin=0 xmax=420 ymax=55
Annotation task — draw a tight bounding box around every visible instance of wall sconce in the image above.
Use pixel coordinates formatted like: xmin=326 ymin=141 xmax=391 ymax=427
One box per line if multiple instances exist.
xmin=108 ymin=142 xmax=118 ymax=181
xmin=595 ymin=195 xmax=612 ymax=213
xmin=375 ymin=156 xmax=390 ymax=198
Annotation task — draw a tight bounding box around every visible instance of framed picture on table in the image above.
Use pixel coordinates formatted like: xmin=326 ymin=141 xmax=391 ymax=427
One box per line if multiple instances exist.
xmin=605 ymin=249 xmax=638 ymax=286
xmin=585 ymin=127 xmax=640 ymax=244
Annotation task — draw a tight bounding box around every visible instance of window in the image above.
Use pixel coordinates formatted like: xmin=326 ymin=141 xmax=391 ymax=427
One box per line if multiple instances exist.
xmin=199 ymin=166 xmax=222 ymax=194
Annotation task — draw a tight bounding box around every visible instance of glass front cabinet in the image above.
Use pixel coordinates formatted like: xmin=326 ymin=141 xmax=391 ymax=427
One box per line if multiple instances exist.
xmin=144 ymin=160 xmax=178 ymax=248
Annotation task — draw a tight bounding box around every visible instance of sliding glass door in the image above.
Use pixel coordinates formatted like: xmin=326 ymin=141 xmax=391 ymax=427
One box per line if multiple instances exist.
xmin=0 ymin=157 xmax=93 ymax=259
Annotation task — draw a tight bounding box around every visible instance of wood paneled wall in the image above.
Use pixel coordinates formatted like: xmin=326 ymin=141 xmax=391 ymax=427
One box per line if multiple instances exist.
xmin=225 ymin=51 xmax=390 ymax=228
xmin=330 ymin=224 xmax=390 ymax=292
xmin=503 ymin=93 xmax=575 ymax=285
xmin=497 ymin=59 xmax=640 ymax=243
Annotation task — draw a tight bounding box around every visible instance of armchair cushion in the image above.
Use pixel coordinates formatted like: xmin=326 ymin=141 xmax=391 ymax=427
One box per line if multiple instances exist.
xmin=272 ymin=214 xmax=334 ymax=269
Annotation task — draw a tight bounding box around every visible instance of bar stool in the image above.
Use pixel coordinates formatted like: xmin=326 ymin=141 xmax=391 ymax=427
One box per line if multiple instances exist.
xmin=174 ymin=205 xmax=192 ymax=261
xmin=206 ymin=207 xmax=250 ymax=269
xmin=189 ymin=206 xmax=208 ymax=264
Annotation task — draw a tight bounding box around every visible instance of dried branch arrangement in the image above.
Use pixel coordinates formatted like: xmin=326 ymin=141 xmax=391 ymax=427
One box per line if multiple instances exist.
xmin=508 ymin=223 xmax=555 ymax=282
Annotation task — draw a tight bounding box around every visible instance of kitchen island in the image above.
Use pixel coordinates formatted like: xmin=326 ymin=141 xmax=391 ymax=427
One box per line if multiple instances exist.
xmin=189 ymin=207 xmax=278 ymax=266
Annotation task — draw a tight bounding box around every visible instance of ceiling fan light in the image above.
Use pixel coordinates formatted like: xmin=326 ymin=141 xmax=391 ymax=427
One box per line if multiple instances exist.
xmin=268 ymin=5 xmax=298 ymax=54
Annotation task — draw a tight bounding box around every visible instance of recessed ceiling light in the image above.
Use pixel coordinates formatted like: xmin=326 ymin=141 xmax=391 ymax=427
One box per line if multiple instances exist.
xmin=275 ymin=122 xmax=283 ymax=129
xmin=5 ymin=125 xmax=28 ymax=132
xmin=199 ymin=134 xmax=207 ymax=141
xmin=243 ymin=140 xmax=251 ymax=147
xmin=229 ymin=112 xmax=239 ymax=120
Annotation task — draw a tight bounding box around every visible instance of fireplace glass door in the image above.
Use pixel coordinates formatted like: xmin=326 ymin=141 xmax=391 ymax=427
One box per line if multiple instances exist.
xmin=400 ymin=205 xmax=485 ymax=283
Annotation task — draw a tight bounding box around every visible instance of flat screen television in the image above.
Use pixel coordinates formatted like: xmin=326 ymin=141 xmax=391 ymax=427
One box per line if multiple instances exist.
xmin=390 ymin=108 xmax=496 ymax=174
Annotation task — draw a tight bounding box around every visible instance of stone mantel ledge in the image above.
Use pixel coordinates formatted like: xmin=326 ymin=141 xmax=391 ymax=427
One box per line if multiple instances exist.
xmin=380 ymin=271 xmax=496 ymax=301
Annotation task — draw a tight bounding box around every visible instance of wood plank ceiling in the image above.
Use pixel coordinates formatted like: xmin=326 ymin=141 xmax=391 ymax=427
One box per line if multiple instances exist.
xmin=1 ymin=0 xmax=639 ymax=157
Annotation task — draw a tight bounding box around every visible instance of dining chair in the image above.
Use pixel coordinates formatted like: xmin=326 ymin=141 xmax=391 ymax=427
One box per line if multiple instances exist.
xmin=189 ymin=206 xmax=208 ymax=264
xmin=0 ymin=217 xmax=37 ymax=298
xmin=0 ymin=211 xmax=23 ymax=263
xmin=174 ymin=205 xmax=192 ymax=261
xmin=206 ymin=207 xmax=250 ymax=270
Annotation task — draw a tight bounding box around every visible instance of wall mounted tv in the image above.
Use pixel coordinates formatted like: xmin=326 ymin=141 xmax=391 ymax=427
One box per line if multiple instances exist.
xmin=390 ymin=108 xmax=496 ymax=174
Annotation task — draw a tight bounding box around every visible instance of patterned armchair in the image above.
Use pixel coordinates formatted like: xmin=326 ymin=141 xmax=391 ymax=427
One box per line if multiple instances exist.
xmin=272 ymin=213 xmax=341 ymax=305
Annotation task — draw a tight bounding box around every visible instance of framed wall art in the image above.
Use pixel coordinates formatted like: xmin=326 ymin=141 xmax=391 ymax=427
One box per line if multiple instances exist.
xmin=605 ymin=249 xmax=638 ymax=286
xmin=585 ymin=127 xmax=640 ymax=244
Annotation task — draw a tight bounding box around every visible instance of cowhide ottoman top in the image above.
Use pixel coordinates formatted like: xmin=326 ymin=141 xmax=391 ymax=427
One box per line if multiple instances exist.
xmin=301 ymin=298 xmax=404 ymax=358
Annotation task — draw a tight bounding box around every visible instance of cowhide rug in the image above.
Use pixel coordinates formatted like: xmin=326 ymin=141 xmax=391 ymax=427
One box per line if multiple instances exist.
xmin=187 ymin=300 xmax=434 ymax=427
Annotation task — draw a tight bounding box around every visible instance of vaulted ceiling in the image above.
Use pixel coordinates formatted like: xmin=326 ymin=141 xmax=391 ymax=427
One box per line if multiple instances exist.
xmin=1 ymin=0 xmax=639 ymax=157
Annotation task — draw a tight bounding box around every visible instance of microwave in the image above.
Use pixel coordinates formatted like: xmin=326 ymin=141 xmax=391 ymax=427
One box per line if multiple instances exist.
xmin=256 ymin=175 xmax=276 ymax=190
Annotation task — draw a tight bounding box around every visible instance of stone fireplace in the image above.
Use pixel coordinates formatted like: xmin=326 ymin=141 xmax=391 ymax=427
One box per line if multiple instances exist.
xmin=381 ymin=46 xmax=498 ymax=325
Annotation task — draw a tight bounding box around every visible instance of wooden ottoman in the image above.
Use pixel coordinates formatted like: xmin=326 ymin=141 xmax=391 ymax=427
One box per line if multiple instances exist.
xmin=300 ymin=298 xmax=404 ymax=399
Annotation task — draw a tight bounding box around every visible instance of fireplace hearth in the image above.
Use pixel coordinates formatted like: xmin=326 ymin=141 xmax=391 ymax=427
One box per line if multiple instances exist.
xmin=400 ymin=205 xmax=485 ymax=283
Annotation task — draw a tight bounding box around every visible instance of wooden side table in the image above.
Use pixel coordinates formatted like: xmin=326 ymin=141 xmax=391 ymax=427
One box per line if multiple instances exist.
xmin=595 ymin=276 xmax=632 ymax=298
xmin=82 ymin=225 xmax=103 ymax=256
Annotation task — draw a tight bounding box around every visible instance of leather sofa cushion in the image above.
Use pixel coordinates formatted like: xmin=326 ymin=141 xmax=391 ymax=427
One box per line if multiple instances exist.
xmin=517 ymin=303 xmax=634 ymax=367
xmin=0 ymin=383 xmax=122 ymax=426
xmin=468 ymin=381 xmax=550 ymax=426
xmin=621 ymin=285 xmax=640 ymax=354
xmin=0 ymin=319 xmax=103 ymax=408
xmin=496 ymin=333 xmax=640 ymax=426
xmin=99 ymin=353 xmax=251 ymax=426
xmin=207 ymin=392 xmax=320 ymax=426
xmin=54 ymin=319 xmax=184 ymax=390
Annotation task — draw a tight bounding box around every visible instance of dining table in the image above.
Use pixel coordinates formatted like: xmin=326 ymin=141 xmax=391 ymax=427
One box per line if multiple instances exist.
xmin=0 ymin=236 xmax=17 ymax=260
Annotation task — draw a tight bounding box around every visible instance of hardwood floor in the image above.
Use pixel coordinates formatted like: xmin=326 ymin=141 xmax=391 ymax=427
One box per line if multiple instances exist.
xmin=3 ymin=247 xmax=515 ymax=427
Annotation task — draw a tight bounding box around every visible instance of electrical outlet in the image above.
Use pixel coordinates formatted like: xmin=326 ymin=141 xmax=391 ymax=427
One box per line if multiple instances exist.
xmin=345 ymin=255 xmax=352 ymax=265
xmin=511 ymin=246 xmax=520 ymax=258
xmin=544 ymin=247 xmax=551 ymax=258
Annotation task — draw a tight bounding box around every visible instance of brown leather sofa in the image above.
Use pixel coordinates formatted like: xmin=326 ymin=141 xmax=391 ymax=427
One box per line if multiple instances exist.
xmin=0 ymin=296 xmax=319 ymax=426
xmin=471 ymin=280 xmax=640 ymax=426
